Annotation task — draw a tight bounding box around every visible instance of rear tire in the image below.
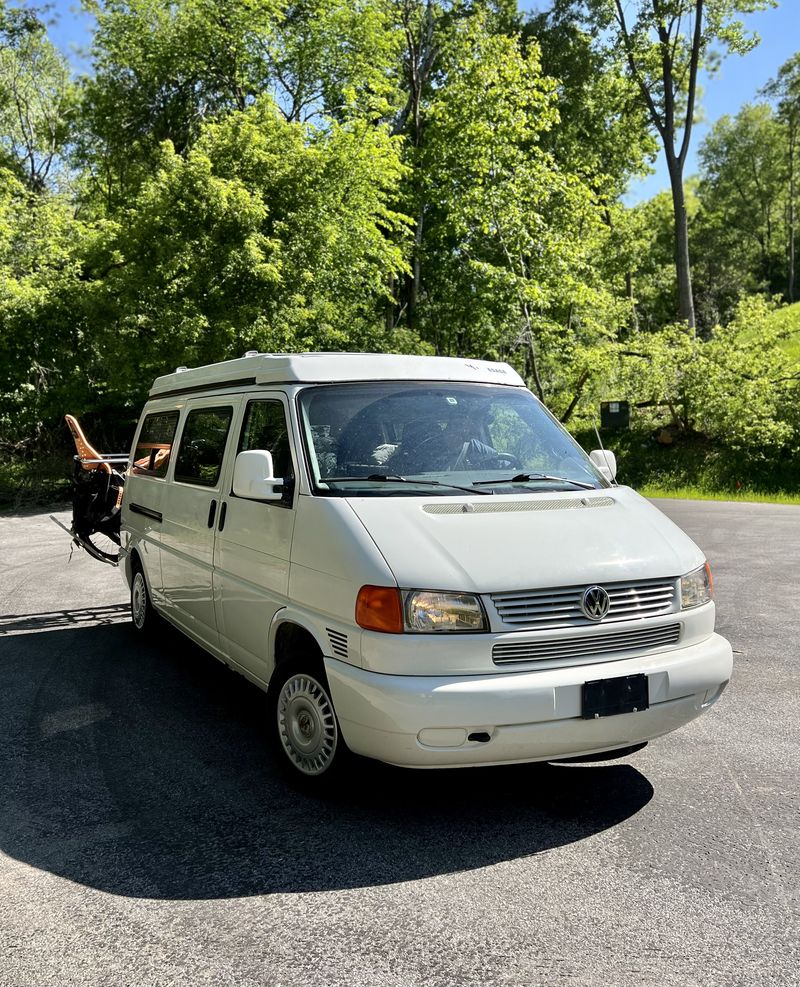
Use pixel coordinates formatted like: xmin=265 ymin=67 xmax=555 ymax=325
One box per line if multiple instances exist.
xmin=130 ymin=563 xmax=159 ymax=636
xmin=269 ymin=659 xmax=351 ymax=787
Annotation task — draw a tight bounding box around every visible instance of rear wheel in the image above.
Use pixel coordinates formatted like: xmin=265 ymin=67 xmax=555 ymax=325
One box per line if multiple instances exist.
xmin=270 ymin=661 xmax=350 ymax=784
xmin=130 ymin=564 xmax=159 ymax=636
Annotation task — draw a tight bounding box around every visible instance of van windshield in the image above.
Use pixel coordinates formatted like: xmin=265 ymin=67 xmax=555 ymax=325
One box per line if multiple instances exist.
xmin=298 ymin=382 xmax=607 ymax=496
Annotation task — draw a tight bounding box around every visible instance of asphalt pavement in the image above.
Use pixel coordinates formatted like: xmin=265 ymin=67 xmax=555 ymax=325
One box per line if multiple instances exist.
xmin=0 ymin=499 xmax=797 ymax=987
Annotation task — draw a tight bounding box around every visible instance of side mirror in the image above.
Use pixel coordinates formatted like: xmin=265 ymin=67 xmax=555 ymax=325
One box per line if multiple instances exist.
xmin=590 ymin=449 xmax=617 ymax=483
xmin=233 ymin=450 xmax=284 ymax=501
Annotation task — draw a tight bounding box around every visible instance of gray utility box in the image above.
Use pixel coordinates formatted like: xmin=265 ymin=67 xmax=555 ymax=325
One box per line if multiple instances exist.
xmin=600 ymin=401 xmax=630 ymax=430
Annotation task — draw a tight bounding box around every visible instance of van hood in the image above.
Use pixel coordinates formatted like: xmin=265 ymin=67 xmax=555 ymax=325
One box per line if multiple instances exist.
xmin=346 ymin=487 xmax=704 ymax=593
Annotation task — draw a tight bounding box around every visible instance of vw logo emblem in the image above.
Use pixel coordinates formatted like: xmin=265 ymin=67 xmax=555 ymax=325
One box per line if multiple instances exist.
xmin=581 ymin=585 xmax=610 ymax=621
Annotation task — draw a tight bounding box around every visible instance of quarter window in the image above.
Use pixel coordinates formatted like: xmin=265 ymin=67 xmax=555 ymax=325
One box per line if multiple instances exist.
xmin=174 ymin=407 xmax=233 ymax=487
xmin=238 ymin=400 xmax=294 ymax=481
xmin=132 ymin=410 xmax=179 ymax=478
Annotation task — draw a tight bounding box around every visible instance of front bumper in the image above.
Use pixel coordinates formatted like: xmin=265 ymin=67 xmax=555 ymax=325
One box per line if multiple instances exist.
xmin=324 ymin=633 xmax=733 ymax=768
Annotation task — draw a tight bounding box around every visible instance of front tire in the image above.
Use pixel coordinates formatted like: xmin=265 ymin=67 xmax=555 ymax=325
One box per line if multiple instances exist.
xmin=271 ymin=662 xmax=350 ymax=784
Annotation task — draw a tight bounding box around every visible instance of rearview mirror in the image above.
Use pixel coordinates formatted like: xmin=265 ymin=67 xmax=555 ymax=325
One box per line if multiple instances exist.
xmin=590 ymin=449 xmax=617 ymax=482
xmin=233 ymin=450 xmax=284 ymax=501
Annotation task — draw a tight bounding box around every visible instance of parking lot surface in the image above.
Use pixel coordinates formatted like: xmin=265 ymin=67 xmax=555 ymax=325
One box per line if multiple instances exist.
xmin=0 ymin=499 xmax=797 ymax=987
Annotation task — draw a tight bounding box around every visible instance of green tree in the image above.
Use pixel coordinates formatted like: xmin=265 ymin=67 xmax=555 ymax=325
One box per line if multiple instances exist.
xmin=525 ymin=9 xmax=659 ymax=331
xmin=76 ymin=98 xmax=410 ymax=400
xmin=78 ymin=0 xmax=282 ymax=208
xmin=0 ymin=167 xmax=91 ymax=444
xmin=763 ymin=52 xmax=800 ymax=302
xmin=268 ymin=0 xmax=401 ymax=124
xmin=418 ymin=14 xmax=616 ymax=415
xmin=554 ymin=0 xmax=775 ymax=330
xmin=78 ymin=0 xmax=402 ymax=209
xmin=609 ymin=296 xmax=799 ymax=451
xmin=694 ymin=104 xmax=786 ymax=325
xmin=0 ymin=2 xmax=76 ymax=191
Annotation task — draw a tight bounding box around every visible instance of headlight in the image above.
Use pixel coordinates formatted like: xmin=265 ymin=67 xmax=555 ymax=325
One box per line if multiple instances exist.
xmin=680 ymin=562 xmax=714 ymax=609
xmin=403 ymin=590 xmax=488 ymax=633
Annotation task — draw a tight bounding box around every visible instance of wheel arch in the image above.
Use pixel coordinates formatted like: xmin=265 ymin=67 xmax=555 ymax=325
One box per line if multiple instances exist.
xmin=268 ymin=610 xmax=330 ymax=686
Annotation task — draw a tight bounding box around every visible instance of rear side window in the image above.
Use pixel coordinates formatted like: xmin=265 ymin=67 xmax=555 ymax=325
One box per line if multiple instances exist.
xmin=174 ymin=407 xmax=233 ymax=487
xmin=132 ymin=410 xmax=180 ymax=478
xmin=238 ymin=400 xmax=294 ymax=480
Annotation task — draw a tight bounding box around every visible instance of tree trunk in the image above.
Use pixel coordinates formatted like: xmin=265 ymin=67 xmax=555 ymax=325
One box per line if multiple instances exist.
xmin=385 ymin=273 xmax=396 ymax=333
xmin=625 ymin=271 xmax=639 ymax=332
xmin=667 ymin=158 xmax=696 ymax=330
xmin=789 ymin=120 xmax=797 ymax=303
xmin=408 ymin=209 xmax=424 ymax=329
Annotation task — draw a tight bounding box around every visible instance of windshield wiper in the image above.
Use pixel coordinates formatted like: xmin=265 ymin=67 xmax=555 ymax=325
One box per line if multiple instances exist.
xmin=472 ymin=472 xmax=597 ymax=490
xmin=322 ymin=474 xmax=492 ymax=495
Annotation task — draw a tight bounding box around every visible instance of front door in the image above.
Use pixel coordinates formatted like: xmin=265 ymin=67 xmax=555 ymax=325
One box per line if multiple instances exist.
xmin=160 ymin=398 xmax=239 ymax=653
xmin=213 ymin=395 xmax=297 ymax=683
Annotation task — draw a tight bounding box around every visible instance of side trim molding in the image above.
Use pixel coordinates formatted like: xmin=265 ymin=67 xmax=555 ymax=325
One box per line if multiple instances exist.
xmin=130 ymin=502 xmax=163 ymax=523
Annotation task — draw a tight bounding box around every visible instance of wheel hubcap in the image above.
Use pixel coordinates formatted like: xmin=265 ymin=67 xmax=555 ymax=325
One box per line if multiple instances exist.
xmin=132 ymin=573 xmax=147 ymax=629
xmin=277 ymin=674 xmax=338 ymax=776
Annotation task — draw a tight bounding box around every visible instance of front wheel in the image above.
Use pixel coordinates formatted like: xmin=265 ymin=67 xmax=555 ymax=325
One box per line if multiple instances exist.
xmin=130 ymin=566 xmax=159 ymax=636
xmin=271 ymin=663 xmax=350 ymax=784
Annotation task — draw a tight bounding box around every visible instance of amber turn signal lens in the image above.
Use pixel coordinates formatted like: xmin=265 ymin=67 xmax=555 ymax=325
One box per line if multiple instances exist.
xmin=705 ymin=561 xmax=714 ymax=599
xmin=356 ymin=585 xmax=403 ymax=633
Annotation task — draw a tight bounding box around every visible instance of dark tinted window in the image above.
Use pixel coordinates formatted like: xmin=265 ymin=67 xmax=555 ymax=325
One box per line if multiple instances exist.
xmin=174 ymin=407 xmax=233 ymax=487
xmin=132 ymin=410 xmax=179 ymax=478
xmin=238 ymin=400 xmax=294 ymax=480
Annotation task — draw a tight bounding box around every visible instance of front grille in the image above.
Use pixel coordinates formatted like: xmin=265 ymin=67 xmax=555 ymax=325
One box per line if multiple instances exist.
xmin=492 ymin=622 xmax=681 ymax=665
xmin=491 ymin=578 xmax=677 ymax=629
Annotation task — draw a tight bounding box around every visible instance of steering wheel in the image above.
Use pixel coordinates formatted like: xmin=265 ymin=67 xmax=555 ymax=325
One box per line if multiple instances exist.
xmin=450 ymin=448 xmax=521 ymax=471
xmin=489 ymin=452 xmax=520 ymax=469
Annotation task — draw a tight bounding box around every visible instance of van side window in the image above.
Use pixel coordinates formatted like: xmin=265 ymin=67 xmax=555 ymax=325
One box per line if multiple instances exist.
xmin=132 ymin=410 xmax=180 ymax=477
xmin=238 ymin=400 xmax=294 ymax=481
xmin=174 ymin=407 xmax=233 ymax=487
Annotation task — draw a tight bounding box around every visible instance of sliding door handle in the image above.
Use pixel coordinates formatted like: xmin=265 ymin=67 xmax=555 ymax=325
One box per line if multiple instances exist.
xmin=207 ymin=499 xmax=217 ymax=528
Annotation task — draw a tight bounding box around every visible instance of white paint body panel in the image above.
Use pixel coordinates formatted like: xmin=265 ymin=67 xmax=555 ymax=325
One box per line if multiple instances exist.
xmin=326 ymin=633 xmax=732 ymax=767
xmin=149 ymin=352 xmax=525 ymax=397
xmin=121 ymin=353 xmax=734 ymax=771
xmin=345 ymin=486 xmax=703 ymax=594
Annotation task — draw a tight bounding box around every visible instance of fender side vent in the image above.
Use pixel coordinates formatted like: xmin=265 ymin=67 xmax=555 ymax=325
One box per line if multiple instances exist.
xmin=326 ymin=629 xmax=349 ymax=659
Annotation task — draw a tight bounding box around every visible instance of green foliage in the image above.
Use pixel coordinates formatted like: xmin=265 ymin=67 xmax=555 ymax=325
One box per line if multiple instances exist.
xmin=694 ymin=104 xmax=787 ymax=324
xmin=0 ymin=0 xmax=799 ymax=506
xmin=761 ymin=300 xmax=800 ymax=362
xmin=0 ymin=2 xmax=76 ymax=190
xmin=0 ymin=167 xmax=91 ymax=442
xmin=525 ymin=6 xmax=657 ymax=202
xmin=603 ymin=296 xmax=800 ymax=454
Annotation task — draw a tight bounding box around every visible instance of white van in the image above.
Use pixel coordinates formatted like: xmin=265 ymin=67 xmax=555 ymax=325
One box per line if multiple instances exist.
xmin=120 ymin=352 xmax=732 ymax=783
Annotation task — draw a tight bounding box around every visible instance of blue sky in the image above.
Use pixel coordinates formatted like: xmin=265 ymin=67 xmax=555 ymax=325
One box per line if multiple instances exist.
xmin=41 ymin=0 xmax=799 ymax=203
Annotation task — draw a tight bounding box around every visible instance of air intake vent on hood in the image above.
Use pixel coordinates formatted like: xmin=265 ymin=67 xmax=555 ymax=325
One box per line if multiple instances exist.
xmin=422 ymin=496 xmax=615 ymax=516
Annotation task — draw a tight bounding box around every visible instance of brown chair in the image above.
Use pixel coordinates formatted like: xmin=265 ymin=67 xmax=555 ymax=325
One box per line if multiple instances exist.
xmin=65 ymin=414 xmax=112 ymax=473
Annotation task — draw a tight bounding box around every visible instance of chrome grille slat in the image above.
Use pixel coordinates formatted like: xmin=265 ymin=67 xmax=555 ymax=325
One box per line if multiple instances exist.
xmin=495 ymin=630 xmax=679 ymax=656
xmin=493 ymin=623 xmax=681 ymax=665
xmin=491 ymin=579 xmax=677 ymax=628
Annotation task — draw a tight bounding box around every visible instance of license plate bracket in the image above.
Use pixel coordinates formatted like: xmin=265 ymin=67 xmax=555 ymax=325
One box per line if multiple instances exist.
xmin=582 ymin=673 xmax=649 ymax=719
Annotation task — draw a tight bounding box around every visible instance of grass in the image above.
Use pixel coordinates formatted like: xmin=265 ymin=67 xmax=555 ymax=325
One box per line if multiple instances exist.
xmin=638 ymin=483 xmax=800 ymax=505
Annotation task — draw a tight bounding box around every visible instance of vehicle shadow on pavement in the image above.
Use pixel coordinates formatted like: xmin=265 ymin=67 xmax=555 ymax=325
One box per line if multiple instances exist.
xmin=0 ymin=619 xmax=654 ymax=900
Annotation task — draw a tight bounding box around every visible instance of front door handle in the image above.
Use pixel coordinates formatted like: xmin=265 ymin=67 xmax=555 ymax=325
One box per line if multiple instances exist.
xmin=218 ymin=501 xmax=227 ymax=531
xmin=207 ymin=499 xmax=217 ymax=528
